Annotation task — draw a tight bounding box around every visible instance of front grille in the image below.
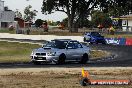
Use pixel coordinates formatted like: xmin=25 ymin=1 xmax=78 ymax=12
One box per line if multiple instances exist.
xmin=34 ymin=57 xmax=46 ymax=60
xmin=36 ymin=53 xmax=46 ymax=56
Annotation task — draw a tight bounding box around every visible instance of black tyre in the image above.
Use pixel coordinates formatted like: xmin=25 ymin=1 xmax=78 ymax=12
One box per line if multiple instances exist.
xmin=96 ymin=41 xmax=98 ymax=44
xmin=57 ymin=54 xmax=66 ymax=64
xmin=102 ymin=41 xmax=107 ymax=45
xmin=80 ymin=54 xmax=89 ymax=64
xmin=83 ymin=37 xmax=86 ymax=42
xmin=33 ymin=61 xmax=41 ymax=65
xmin=80 ymin=77 xmax=90 ymax=86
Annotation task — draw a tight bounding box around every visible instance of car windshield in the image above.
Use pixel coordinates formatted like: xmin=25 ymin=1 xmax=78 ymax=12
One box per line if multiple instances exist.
xmin=91 ymin=32 xmax=101 ymax=36
xmin=44 ymin=42 xmax=55 ymax=48
xmin=44 ymin=41 xmax=68 ymax=49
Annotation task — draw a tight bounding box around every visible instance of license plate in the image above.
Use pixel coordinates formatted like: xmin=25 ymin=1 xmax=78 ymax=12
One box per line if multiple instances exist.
xmin=37 ymin=56 xmax=43 ymax=57
xmin=37 ymin=58 xmax=43 ymax=60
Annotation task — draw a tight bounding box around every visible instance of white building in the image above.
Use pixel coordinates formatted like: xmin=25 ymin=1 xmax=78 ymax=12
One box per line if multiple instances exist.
xmin=112 ymin=14 xmax=132 ymax=32
xmin=0 ymin=0 xmax=15 ymax=28
xmin=0 ymin=0 xmax=4 ymax=11
xmin=121 ymin=14 xmax=132 ymax=31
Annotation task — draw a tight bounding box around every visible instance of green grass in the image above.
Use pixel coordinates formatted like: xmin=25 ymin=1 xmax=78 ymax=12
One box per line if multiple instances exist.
xmin=0 ymin=41 xmax=41 ymax=63
xmin=0 ymin=28 xmax=15 ymax=33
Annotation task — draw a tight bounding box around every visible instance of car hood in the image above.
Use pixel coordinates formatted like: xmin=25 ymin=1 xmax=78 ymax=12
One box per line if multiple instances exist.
xmin=33 ymin=47 xmax=56 ymax=53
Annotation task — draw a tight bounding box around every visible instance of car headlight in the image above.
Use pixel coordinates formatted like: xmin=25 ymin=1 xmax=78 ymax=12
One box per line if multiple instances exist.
xmin=47 ymin=52 xmax=56 ymax=56
xmin=31 ymin=51 xmax=35 ymax=55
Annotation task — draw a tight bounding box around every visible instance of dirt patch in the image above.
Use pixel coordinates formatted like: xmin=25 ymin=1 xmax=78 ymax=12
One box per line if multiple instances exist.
xmin=0 ymin=67 xmax=132 ymax=88
xmin=90 ymin=50 xmax=111 ymax=60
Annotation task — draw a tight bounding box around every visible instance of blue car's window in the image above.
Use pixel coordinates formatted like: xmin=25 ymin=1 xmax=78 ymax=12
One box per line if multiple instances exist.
xmin=91 ymin=32 xmax=101 ymax=36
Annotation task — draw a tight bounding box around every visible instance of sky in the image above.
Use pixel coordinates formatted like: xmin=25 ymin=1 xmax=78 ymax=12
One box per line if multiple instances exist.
xmin=3 ymin=0 xmax=67 ymax=21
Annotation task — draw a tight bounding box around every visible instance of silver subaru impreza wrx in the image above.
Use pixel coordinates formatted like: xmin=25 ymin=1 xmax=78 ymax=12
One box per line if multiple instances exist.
xmin=30 ymin=39 xmax=90 ymax=64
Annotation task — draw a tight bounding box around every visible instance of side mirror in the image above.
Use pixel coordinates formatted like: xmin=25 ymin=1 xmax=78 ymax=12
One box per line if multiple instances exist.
xmin=42 ymin=44 xmax=46 ymax=48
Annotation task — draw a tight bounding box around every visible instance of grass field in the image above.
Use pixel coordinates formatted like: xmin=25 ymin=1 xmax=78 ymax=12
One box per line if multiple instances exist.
xmin=0 ymin=28 xmax=15 ymax=34
xmin=0 ymin=41 xmax=41 ymax=63
xmin=0 ymin=67 xmax=131 ymax=88
xmin=0 ymin=41 xmax=108 ymax=63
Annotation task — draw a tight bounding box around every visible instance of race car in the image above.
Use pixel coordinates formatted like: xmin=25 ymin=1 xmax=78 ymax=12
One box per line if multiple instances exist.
xmin=83 ymin=32 xmax=106 ymax=44
xmin=31 ymin=39 xmax=90 ymax=64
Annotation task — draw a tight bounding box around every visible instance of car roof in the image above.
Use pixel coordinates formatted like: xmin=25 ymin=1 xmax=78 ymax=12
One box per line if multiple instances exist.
xmin=51 ymin=39 xmax=78 ymax=42
xmin=85 ymin=32 xmax=100 ymax=35
xmin=52 ymin=39 xmax=71 ymax=41
xmin=91 ymin=32 xmax=99 ymax=33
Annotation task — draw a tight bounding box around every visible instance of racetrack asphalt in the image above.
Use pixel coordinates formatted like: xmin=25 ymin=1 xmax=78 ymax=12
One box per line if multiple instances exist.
xmin=90 ymin=45 xmax=132 ymax=67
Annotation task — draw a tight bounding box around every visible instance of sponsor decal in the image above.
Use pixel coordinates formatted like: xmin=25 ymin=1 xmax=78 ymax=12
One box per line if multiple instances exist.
xmin=90 ymin=80 xmax=130 ymax=85
xmin=126 ymin=38 xmax=132 ymax=45
xmin=105 ymin=38 xmax=126 ymax=45
xmin=80 ymin=68 xmax=130 ymax=86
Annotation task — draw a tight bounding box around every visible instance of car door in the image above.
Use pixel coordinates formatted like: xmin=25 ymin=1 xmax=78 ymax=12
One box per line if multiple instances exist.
xmin=74 ymin=42 xmax=84 ymax=61
xmin=66 ymin=41 xmax=83 ymax=61
xmin=65 ymin=42 xmax=76 ymax=61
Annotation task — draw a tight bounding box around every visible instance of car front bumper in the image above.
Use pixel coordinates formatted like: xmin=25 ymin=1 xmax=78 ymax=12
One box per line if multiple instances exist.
xmin=31 ymin=55 xmax=59 ymax=62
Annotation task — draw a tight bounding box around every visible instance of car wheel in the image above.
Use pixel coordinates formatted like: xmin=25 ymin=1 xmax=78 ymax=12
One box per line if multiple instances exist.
xmin=80 ymin=77 xmax=90 ymax=86
xmin=102 ymin=41 xmax=107 ymax=44
xmin=33 ymin=61 xmax=41 ymax=65
xmin=57 ymin=54 xmax=66 ymax=64
xmin=83 ymin=37 xmax=86 ymax=42
xmin=80 ymin=54 xmax=89 ymax=64
xmin=96 ymin=42 xmax=98 ymax=44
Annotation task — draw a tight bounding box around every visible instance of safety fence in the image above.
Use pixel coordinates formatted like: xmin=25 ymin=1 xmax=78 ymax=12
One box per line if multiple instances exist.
xmin=105 ymin=38 xmax=132 ymax=45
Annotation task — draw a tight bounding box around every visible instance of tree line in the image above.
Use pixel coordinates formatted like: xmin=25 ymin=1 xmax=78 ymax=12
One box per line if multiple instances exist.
xmin=41 ymin=0 xmax=132 ymax=32
xmin=16 ymin=0 xmax=132 ymax=32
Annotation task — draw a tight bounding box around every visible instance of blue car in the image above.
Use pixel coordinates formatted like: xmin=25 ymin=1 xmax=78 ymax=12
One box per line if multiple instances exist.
xmin=83 ymin=32 xmax=106 ymax=44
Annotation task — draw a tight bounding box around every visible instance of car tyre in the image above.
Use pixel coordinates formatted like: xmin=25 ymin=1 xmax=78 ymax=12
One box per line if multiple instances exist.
xmin=57 ymin=54 xmax=66 ymax=64
xmin=83 ymin=37 xmax=86 ymax=42
xmin=80 ymin=54 xmax=89 ymax=64
xmin=102 ymin=41 xmax=107 ymax=45
xmin=96 ymin=42 xmax=98 ymax=44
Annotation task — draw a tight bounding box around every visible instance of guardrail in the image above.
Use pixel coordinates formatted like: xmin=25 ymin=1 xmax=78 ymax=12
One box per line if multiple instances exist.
xmin=105 ymin=38 xmax=132 ymax=45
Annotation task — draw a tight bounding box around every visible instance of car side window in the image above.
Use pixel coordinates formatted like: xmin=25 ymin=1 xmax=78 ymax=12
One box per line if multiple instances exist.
xmin=67 ymin=42 xmax=82 ymax=49
xmin=87 ymin=33 xmax=90 ymax=36
xmin=77 ymin=43 xmax=83 ymax=48
xmin=67 ymin=42 xmax=75 ymax=49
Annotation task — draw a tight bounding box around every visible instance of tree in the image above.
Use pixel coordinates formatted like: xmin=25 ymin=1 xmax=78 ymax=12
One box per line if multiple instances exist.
xmin=62 ymin=17 xmax=68 ymax=28
xmin=41 ymin=0 xmax=110 ymax=32
xmin=101 ymin=0 xmax=132 ymax=17
xmin=114 ymin=0 xmax=132 ymax=15
xmin=35 ymin=19 xmax=44 ymax=27
xmin=15 ymin=9 xmax=22 ymax=18
xmin=91 ymin=10 xmax=112 ymax=28
xmin=24 ymin=5 xmax=38 ymax=22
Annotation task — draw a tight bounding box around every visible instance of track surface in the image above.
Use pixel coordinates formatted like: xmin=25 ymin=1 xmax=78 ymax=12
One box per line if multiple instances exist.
xmin=0 ymin=44 xmax=132 ymax=68
xmin=90 ymin=45 xmax=132 ymax=66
